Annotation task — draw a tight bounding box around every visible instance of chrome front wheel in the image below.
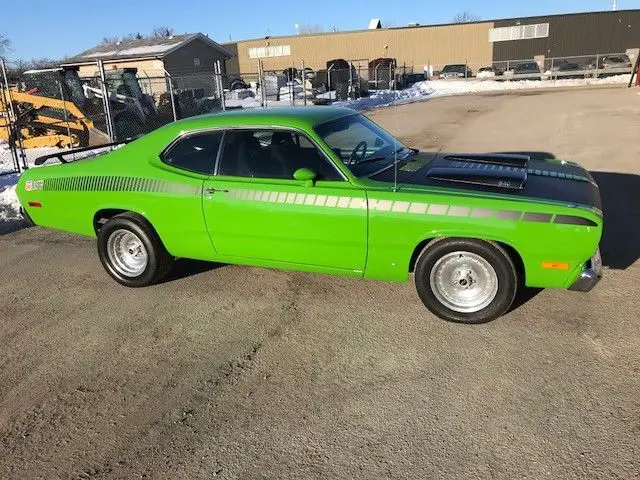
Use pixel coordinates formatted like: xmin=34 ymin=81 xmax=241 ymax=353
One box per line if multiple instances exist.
xmin=414 ymin=238 xmax=518 ymax=324
xmin=429 ymin=251 xmax=499 ymax=313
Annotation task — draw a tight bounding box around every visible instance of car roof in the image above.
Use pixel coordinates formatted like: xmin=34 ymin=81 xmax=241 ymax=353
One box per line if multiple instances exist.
xmin=167 ymin=106 xmax=357 ymax=132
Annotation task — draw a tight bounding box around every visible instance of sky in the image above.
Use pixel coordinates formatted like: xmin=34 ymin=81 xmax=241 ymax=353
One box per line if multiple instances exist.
xmin=2 ymin=0 xmax=636 ymax=60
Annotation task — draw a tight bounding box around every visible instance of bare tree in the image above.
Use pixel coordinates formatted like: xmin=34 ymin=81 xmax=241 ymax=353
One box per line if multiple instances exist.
xmin=453 ymin=11 xmax=481 ymax=23
xmin=151 ymin=26 xmax=175 ymax=38
xmin=0 ymin=33 xmax=11 ymax=59
xmin=298 ymin=24 xmax=324 ymax=34
xmin=101 ymin=35 xmax=120 ymax=44
xmin=25 ymin=57 xmax=59 ymax=69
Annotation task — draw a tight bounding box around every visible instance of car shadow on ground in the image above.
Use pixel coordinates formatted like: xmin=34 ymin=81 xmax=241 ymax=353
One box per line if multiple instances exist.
xmin=160 ymin=258 xmax=226 ymax=284
xmin=590 ymin=171 xmax=640 ymax=270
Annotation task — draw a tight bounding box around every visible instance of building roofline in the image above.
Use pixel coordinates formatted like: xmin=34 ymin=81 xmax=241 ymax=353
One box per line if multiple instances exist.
xmin=65 ymin=32 xmax=235 ymax=65
xmin=61 ymin=56 xmax=161 ymax=67
xmin=223 ymin=8 xmax=640 ymax=44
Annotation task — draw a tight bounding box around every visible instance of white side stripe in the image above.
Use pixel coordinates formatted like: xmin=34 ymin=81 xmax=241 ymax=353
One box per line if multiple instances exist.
xmin=223 ymin=189 xmax=501 ymax=220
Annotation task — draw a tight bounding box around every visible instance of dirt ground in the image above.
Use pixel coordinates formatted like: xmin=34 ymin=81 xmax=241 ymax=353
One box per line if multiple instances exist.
xmin=1 ymin=87 xmax=639 ymax=479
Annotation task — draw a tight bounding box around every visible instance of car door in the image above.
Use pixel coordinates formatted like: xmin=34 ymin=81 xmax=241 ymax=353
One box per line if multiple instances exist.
xmin=202 ymin=128 xmax=368 ymax=273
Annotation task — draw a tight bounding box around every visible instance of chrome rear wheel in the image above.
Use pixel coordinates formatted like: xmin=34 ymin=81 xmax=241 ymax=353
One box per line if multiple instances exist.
xmin=106 ymin=229 xmax=148 ymax=278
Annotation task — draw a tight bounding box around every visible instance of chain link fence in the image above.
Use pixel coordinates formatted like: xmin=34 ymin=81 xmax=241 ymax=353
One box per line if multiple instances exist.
xmin=1 ymin=52 xmax=636 ymax=160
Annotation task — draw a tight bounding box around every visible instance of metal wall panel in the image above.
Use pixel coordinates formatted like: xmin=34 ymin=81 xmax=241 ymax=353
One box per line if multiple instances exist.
xmin=493 ymin=10 xmax=640 ymax=61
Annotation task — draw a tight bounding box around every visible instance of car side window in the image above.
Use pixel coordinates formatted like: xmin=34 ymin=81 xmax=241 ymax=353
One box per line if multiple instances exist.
xmin=162 ymin=131 xmax=223 ymax=174
xmin=217 ymin=129 xmax=343 ymax=181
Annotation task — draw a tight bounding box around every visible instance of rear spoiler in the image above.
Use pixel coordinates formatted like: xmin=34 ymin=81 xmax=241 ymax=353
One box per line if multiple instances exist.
xmin=426 ymin=167 xmax=526 ymax=190
xmin=34 ymin=141 xmax=128 ymax=166
xmin=445 ymin=153 xmax=530 ymax=168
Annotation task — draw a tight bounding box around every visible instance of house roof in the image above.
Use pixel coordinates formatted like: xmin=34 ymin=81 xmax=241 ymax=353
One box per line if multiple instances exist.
xmin=64 ymin=33 xmax=234 ymax=64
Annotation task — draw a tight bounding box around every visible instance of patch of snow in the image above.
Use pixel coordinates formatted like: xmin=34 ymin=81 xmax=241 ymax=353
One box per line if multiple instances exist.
xmin=118 ymin=43 xmax=179 ymax=55
xmin=333 ymin=74 xmax=632 ymax=110
xmin=84 ymin=50 xmax=118 ymax=58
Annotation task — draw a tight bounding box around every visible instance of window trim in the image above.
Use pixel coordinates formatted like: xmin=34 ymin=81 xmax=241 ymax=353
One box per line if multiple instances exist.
xmin=213 ymin=125 xmax=348 ymax=182
xmin=159 ymin=130 xmax=225 ymax=175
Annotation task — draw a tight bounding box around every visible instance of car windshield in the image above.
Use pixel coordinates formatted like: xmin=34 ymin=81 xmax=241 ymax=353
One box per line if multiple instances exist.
xmin=315 ymin=114 xmax=408 ymax=177
xmin=442 ymin=65 xmax=465 ymax=73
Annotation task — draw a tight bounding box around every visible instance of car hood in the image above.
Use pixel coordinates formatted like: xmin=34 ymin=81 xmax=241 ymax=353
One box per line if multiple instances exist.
xmin=369 ymin=151 xmax=602 ymax=212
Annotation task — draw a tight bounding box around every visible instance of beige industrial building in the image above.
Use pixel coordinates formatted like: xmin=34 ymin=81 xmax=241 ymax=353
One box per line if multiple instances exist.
xmin=225 ymin=22 xmax=494 ymax=73
xmin=224 ymin=9 xmax=640 ymax=74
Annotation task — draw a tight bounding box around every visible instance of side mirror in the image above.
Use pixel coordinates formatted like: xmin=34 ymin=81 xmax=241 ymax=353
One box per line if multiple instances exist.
xmin=293 ymin=167 xmax=317 ymax=186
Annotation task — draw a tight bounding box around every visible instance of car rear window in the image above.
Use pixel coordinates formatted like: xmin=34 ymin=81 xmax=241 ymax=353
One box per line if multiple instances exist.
xmin=162 ymin=131 xmax=223 ymax=174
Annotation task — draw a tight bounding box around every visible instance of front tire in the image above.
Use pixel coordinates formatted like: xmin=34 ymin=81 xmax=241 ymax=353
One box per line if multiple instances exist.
xmin=414 ymin=238 xmax=518 ymax=324
xmin=97 ymin=213 xmax=173 ymax=287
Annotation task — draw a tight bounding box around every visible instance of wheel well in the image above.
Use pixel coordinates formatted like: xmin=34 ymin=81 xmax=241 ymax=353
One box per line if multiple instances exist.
xmin=93 ymin=209 xmax=127 ymax=232
xmin=409 ymin=237 xmax=526 ymax=283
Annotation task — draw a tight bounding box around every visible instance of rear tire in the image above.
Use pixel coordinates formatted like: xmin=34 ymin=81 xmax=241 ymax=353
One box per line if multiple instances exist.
xmin=414 ymin=238 xmax=518 ymax=324
xmin=97 ymin=213 xmax=173 ymax=287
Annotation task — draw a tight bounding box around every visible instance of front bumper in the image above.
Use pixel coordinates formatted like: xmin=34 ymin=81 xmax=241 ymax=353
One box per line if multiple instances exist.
xmin=569 ymin=248 xmax=603 ymax=292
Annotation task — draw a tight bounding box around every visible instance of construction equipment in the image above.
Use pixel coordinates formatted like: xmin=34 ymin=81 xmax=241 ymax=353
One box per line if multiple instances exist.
xmin=0 ymin=67 xmax=103 ymax=148
xmin=1 ymin=66 xmax=162 ymax=149
xmin=84 ymin=67 xmax=162 ymax=139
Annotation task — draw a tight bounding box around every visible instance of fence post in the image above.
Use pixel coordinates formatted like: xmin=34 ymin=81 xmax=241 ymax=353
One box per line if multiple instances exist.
xmin=259 ymin=60 xmax=267 ymax=108
xmin=0 ymin=58 xmax=27 ymax=172
xmin=595 ymin=54 xmax=600 ymax=79
xmin=164 ymin=70 xmax=178 ymax=121
xmin=327 ymin=63 xmax=333 ymax=94
xmin=213 ymin=61 xmax=226 ymax=111
xmin=290 ymin=60 xmax=294 ymax=106
xmin=97 ymin=60 xmax=115 ymax=141
xmin=374 ymin=63 xmax=379 ymax=90
xmin=349 ymin=61 xmax=354 ymax=98
xmin=301 ymin=60 xmax=307 ymax=106
xmin=57 ymin=81 xmax=75 ymax=150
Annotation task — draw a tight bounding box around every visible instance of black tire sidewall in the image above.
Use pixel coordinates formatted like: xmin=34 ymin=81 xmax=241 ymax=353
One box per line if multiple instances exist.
xmin=414 ymin=238 xmax=517 ymax=324
xmin=97 ymin=215 xmax=167 ymax=287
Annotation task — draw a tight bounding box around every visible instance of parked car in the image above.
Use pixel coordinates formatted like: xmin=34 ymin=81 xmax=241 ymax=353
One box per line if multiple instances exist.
xmin=476 ymin=66 xmax=503 ymax=79
xmin=584 ymin=54 xmax=633 ymax=77
xmin=599 ymin=54 xmax=632 ymax=70
xmin=549 ymin=61 xmax=584 ymax=79
xmin=439 ymin=64 xmax=473 ymax=79
xmin=18 ymin=107 xmax=603 ymax=324
xmin=510 ymin=61 xmax=542 ymax=80
xmin=391 ymin=72 xmax=426 ymax=89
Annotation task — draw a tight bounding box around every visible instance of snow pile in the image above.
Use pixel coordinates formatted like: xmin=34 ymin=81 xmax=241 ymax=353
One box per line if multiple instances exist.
xmin=0 ymin=177 xmax=20 ymax=221
xmin=335 ymin=74 xmax=632 ymax=110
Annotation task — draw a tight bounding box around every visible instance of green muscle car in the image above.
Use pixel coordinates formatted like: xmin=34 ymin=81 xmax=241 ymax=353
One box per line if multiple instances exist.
xmin=16 ymin=107 xmax=603 ymax=324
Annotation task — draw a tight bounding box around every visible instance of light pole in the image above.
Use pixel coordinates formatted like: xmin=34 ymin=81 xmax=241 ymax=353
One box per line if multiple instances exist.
xmin=612 ymin=0 xmax=617 ymax=10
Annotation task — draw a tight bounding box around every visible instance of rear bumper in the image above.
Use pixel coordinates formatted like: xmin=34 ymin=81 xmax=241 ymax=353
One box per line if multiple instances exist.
xmin=19 ymin=206 xmax=34 ymax=226
xmin=568 ymin=249 xmax=603 ymax=292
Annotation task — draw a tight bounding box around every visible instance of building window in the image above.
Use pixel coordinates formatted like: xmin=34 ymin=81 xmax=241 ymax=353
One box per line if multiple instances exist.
xmin=193 ymin=57 xmax=201 ymax=66
xmin=248 ymin=45 xmax=291 ymax=59
xmin=488 ymin=23 xmax=549 ymax=42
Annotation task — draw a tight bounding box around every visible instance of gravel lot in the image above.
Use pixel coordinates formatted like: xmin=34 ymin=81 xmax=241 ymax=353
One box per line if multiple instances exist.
xmin=1 ymin=86 xmax=639 ymax=479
